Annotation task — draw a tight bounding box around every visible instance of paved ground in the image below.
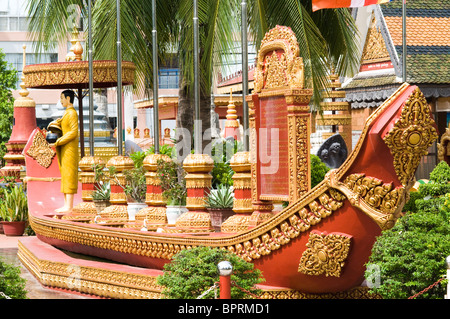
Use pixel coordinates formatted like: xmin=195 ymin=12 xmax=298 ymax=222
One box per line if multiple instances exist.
xmin=0 ymin=234 xmax=93 ymax=299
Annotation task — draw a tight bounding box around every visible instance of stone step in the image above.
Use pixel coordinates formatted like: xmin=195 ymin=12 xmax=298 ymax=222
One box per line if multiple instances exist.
xmin=18 ymin=236 xmax=164 ymax=299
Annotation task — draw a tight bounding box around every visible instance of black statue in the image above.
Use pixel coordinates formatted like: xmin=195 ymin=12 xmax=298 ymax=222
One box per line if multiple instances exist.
xmin=317 ymin=133 xmax=348 ymax=169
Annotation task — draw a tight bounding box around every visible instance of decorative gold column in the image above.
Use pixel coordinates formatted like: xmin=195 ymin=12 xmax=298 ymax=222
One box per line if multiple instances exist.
xmin=223 ymin=91 xmax=240 ymax=141
xmin=72 ymin=156 xmax=105 ymax=215
xmin=285 ymin=88 xmax=313 ymax=202
xmin=175 ymin=154 xmax=214 ymax=232
xmin=317 ymin=71 xmax=352 ymax=152
xmin=221 ymin=151 xmax=253 ymax=233
xmin=137 ymin=153 xmax=172 ymax=227
xmin=100 ymin=155 xmax=134 ymax=220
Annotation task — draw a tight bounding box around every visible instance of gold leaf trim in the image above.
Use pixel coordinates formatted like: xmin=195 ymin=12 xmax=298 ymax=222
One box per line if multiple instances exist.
xmin=298 ymin=231 xmax=352 ymax=277
xmin=383 ymin=87 xmax=438 ymax=186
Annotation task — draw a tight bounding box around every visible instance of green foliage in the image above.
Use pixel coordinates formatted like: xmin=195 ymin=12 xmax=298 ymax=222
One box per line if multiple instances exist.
xmin=156 ymin=159 xmax=187 ymax=206
xmin=147 ymin=144 xmax=175 ymax=158
xmin=365 ymin=162 xmax=450 ymax=299
xmin=122 ymin=167 xmax=146 ymax=203
xmin=129 ymin=151 xmax=147 ymax=168
xmin=210 ymin=139 xmax=240 ymax=188
xmin=0 ymin=185 xmax=28 ymax=222
xmin=92 ymin=181 xmax=110 ymax=201
xmin=204 ymin=184 xmax=234 ymax=209
xmin=310 ymin=154 xmax=330 ymax=188
xmin=0 ymin=258 xmax=27 ymax=299
xmin=403 ymin=191 xmax=424 ymax=213
xmin=92 ymin=164 xmax=110 ymax=201
xmin=0 ymin=49 xmax=17 ymax=166
xmin=157 ymin=246 xmax=264 ymax=299
xmin=109 ymin=165 xmax=146 ymax=203
xmin=429 ymin=161 xmax=450 ymax=183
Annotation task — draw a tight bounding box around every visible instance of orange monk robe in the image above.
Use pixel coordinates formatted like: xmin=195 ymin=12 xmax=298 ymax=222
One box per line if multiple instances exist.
xmin=53 ymin=106 xmax=79 ymax=194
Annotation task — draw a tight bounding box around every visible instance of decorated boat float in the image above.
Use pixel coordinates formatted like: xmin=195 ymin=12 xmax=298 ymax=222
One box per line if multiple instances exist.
xmin=17 ymin=26 xmax=438 ymax=299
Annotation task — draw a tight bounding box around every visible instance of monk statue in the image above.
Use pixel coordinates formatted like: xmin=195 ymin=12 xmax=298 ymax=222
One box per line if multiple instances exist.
xmin=48 ymin=90 xmax=79 ymax=213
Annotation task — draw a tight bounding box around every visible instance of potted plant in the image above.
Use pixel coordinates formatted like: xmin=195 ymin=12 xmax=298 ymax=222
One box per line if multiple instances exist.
xmin=204 ymin=184 xmax=235 ymax=232
xmin=92 ymin=181 xmax=111 ymax=214
xmin=0 ymin=185 xmax=28 ymax=236
xmin=109 ymin=165 xmax=147 ymax=221
xmin=92 ymin=164 xmax=111 ymax=214
xmin=157 ymin=159 xmax=187 ymax=224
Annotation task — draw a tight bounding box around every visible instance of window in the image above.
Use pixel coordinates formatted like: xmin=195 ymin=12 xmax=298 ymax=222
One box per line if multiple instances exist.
xmin=0 ymin=16 xmax=28 ymax=31
xmin=158 ymin=68 xmax=179 ymax=89
xmin=5 ymin=53 xmax=58 ymax=88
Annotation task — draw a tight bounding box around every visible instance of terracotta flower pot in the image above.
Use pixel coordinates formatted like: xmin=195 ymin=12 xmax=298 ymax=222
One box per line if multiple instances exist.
xmin=0 ymin=221 xmax=27 ymax=236
xmin=208 ymin=209 xmax=235 ymax=232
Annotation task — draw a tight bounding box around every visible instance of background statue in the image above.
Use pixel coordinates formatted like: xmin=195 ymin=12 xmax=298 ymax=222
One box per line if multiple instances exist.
xmin=48 ymin=90 xmax=79 ymax=213
xmin=317 ymin=133 xmax=348 ymax=169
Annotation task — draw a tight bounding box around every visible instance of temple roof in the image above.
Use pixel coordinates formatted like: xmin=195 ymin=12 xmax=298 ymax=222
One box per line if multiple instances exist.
xmin=343 ymin=0 xmax=450 ymax=107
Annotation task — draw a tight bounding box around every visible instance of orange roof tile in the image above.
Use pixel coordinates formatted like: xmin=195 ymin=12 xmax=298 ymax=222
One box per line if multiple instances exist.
xmin=385 ymin=16 xmax=450 ymax=46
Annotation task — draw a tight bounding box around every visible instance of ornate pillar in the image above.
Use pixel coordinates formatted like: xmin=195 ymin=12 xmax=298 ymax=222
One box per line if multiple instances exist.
xmin=175 ymin=154 xmax=214 ymax=232
xmin=100 ymin=155 xmax=134 ymax=220
xmin=285 ymin=89 xmax=313 ymax=202
xmin=317 ymin=71 xmax=352 ymax=152
xmin=246 ymin=26 xmax=313 ymax=226
xmin=137 ymin=153 xmax=172 ymax=227
xmin=1 ymin=45 xmax=36 ymax=181
xmin=221 ymin=151 xmax=253 ymax=233
xmin=72 ymin=156 xmax=105 ymax=215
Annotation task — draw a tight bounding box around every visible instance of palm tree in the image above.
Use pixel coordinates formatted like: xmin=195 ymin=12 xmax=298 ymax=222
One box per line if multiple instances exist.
xmin=25 ymin=0 xmax=359 ymax=158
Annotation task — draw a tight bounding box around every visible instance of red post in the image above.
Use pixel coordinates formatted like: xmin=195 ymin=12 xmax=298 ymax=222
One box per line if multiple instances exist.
xmin=217 ymin=261 xmax=233 ymax=299
xmin=219 ymin=274 xmax=231 ymax=299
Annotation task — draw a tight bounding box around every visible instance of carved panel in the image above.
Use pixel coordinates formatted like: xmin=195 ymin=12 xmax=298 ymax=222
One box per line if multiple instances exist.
xmin=383 ymin=88 xmax=438 ymax=186
xmin=298 ymin=231 xmax=352 ymax=277
xmin=26 ymin=130 xmax=56 ymax=168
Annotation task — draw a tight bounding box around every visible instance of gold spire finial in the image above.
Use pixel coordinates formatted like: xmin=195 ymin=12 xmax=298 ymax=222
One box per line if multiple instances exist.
xmin=19 ymin=45 xmax=29 ymax=99
xmin=66 ymin=27 xmax=83 ymax=61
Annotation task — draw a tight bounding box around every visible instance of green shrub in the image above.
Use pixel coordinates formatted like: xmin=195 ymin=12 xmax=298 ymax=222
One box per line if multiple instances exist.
xmin=310 ymin=154 xmax=330 ymax=188
xmin=365 ymin=162 xmax=450 ymax=299
xmin=157 ymin=246 xmax=264 ymax=299
xmin=210 ymin=139 xmax=241 ymax=188
xmin=0 ymin=258 xmax=27 ymax=299
xmin=429 ymin=161 xmax=450 ymax=183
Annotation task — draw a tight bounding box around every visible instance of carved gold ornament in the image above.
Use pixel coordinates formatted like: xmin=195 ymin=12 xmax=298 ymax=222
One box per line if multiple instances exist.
xmin=383 ymin=88 xmax=438 ymax=186
xmin=23 ymin=60 xmax=135 ymax=89
xmin=26 ymin=130 xmax=56 ymax=168
xmin=254 ymin=25 xmax=304 ymax=92
xmin=298 ymin=231 xmax=352 ymax=277
xmin=326 ymin=170 xmax=406 ymax=230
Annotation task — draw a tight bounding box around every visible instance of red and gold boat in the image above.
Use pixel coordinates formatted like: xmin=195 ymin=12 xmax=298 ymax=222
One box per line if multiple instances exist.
xmin=17 ymin=26 xmax=438 ymax=299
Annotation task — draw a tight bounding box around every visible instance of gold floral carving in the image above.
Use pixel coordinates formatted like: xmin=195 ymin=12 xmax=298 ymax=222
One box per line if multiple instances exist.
xmin=23 ymin=60 xmax=135 ymax=89
xmin=288 ymin=114 xmax=311 ymax=202
xmin=137 ymin=206 xmax=167 ymax=224
xmin=185 ymin=174 xmax=213 ymax=188
xmin=298 ymin=231 xmax=352 ymax=277
xmin=175 ymin=211 xmax=212 ymax=230
xmin=326 ymin=170 xmax=406 ymax=230
xmin=145 ymin=192 xmax=165 ymax=205
xmin=221 ymin=215 xmax=252 ymax=233
xmin=360 ymin=14 xmax=390 ymax=64
xmin=254 ymin=25 xmax=304 ymax=93
xmin=383 ymin=87 xmax=438 ymax=186
xmin=26 ymin=130 xmax=56 ymax=168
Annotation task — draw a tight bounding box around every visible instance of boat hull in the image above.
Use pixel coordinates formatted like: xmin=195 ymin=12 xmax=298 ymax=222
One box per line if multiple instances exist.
xmin=25 ymin=83 xmax=438 ymax=294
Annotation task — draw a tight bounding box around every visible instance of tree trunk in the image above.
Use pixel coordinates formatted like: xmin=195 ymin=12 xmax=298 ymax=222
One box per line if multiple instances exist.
xmin=175 ymin=78 xmax=212 ymax=163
